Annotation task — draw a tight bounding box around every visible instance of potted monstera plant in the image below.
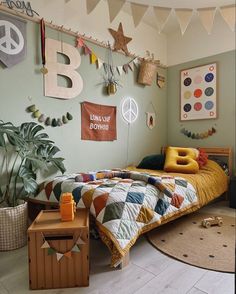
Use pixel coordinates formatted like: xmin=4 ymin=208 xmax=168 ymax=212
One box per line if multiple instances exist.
xmin=0 ymin=121 xmax=66 ymax=251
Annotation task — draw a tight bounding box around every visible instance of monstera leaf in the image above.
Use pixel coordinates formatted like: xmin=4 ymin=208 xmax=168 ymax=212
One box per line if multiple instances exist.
xmin=18 ymin=166 xmax=38 ymax=194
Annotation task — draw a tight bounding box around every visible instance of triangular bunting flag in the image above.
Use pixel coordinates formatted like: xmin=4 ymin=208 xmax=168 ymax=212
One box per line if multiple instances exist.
xmin=71 ymin=244 xmax=81 ymax=253
xmin=117 ymin=66 xmax=123 ymax=75
xmin=130 ymin=2 xmax=149 ymax=27
xmin=41 ymin=240 xmax=50 ymax=249
xmin=219 ymin=5 xmax=236 ymax=32
xmin=198 ymin=7 xmax=216 ymax=34
xmin=107 ymin=0 xmax=125 ymax=22
xmin=96 ymin=58 xmax=103 ymax=69
xmin=133 ymin=58 xmax=140 ymax=67
xmin=153 ymin=7 xmax=172 ymax=33
xmin=128 ymin=62 xmax=134 ymax=71
xmin=76 ymin=37 xmax=84 ymax=48
xmin=64 ymin=251 xmax=72 ymax=258
xmin=90 ymin=52 xmax=97 ymax=64
xmin=84 ymin=45 xmax=92 ymax=55
xmin=47 ymin=248 xmax=56 ymax=256
xmin=76 ymin=237 xmax=86 ymax=245
xmin=123 ymin=64 xmax=129 ymax=74
xmin=56 ymin=252 xmax=64 ymax=261
xmin=175 ymin=8 xmax=193 ymax=35
xmin=86 ymin=0 xmax=101 ymax=14
xmin=103 ymin=63 xmax=108 ymax=74
xmin=110 ymin=65 xmax=114 ymax=75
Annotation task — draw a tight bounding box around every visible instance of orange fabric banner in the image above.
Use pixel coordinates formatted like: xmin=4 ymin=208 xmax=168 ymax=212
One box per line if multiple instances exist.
xmin=81 ymin=101 xmax=117 ymax=141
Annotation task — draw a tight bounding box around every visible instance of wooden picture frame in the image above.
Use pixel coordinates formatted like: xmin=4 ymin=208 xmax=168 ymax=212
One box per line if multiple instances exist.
xmin=180 ymin=62 xmax=218 ymax=121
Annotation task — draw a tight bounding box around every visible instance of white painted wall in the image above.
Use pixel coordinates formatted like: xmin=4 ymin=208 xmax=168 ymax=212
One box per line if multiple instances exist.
xmin=30 ymin=0 xmax=167 ymax=65
xmin=167 ymin=11 xmax=235 ymax=66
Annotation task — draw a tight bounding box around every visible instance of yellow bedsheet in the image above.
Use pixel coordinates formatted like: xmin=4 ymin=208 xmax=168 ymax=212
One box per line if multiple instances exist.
xmin=127 ymin=159 xmax=228 ymax=207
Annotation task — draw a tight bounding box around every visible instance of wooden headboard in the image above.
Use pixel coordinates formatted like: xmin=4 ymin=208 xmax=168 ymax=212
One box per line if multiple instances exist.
xmin=161 ymin=147 xmax=233 ymax=177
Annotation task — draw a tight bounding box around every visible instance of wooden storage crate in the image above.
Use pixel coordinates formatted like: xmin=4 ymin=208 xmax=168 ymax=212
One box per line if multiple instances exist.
xmin=28 ymin=209 xmax=89 ymax=290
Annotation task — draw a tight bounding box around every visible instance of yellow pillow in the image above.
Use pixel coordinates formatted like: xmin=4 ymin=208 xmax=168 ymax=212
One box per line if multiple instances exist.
xmin=164 ymin=146 xmax=199 ymax=174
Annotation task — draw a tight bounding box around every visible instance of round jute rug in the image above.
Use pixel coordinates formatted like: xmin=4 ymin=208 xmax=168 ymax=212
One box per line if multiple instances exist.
xmin=147 ymin=211 xmax=235 ymax=273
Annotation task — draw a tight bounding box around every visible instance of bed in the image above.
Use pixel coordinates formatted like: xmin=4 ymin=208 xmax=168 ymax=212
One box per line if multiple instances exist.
xmin=29 ymin=147 xmax=232 ymax=267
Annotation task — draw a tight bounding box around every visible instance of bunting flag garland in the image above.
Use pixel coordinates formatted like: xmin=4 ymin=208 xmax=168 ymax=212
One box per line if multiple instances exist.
xmin=198 ymin=7 xmax=217 ymax=35
xmin=219 ymin=5 xmax=236 ymax=31
xmin=107 ymin=0 xmax=125 ymax=23
xmin=180 ymin=127 xmax=216 ymax=139
xmin=86 ymin=0 xmax=101 ymax=14
xmin=175 ymin=8 xmax=193 ymax=35
xmin=75 ymin=36 xmax=137 ymax=76
xmin=130 ymin=2 xmax=149 ymax=27
xmin=153 ymin=7 xmax=172 ymax=33
xmin=41 ymin=235 xmax=85 ymax=262
xmin=27 ymin=104 xmax=73 ymax=127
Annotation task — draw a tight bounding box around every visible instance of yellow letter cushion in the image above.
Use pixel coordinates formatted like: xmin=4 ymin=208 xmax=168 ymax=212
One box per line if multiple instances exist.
xmin=164 ymin=146 xmax=199 ymax=174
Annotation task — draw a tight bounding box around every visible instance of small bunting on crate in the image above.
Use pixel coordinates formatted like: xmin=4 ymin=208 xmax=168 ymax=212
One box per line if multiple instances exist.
xmin=180 ymin=126 xmax=216 ymax=139
xmin=41 ymin=235 xmax=83 ymax=262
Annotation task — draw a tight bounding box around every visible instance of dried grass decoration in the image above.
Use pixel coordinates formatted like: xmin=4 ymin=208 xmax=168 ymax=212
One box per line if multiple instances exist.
xmin=138 ymin=51 xmax=160 ymax=86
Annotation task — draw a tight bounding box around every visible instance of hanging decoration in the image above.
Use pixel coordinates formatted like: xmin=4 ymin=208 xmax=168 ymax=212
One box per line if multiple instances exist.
xmin=108 ymin=22 xmax=132 ymax=56
xmin=75 ymin=36 xmax=137 ymax=76
xmin=40 ymin=235 xmax=85 ymax=262
xmin=107 ymin=0 xmax=125 ymax=23
xmin=40 ymin=18 xmax=48 ymax=74
xmin=146 ymin=112 xmax=156 ymax=129
xmin=156 ymin=72 xmax=165 ymax=88
xmin=175 ymin=8 xmax=193 ymax=35
xmin=153 ymin=7 xmax=172 ymax=33
xmin=0 ymin=12 xmax=27 ymax=68
xmin=197 ymin=7 xmax=217 ymax=35
xmin=86 ymin=0 xmax=101 ymax=14
xmin=138 ymin=51 xmax=159 ymax=86
xmin=219 ymin=5 xmax=236 ymax=31
xmin=81 ymin=101 xmax=117 ymax=141
xmin=27 ymin=104 xmax=73 ymax=127
xmin=130 ymin=2 xmax=148 ymax=27
xmin=122 ymin=97 xmax=138 ymax=124
xmin=180 ymin=126 xmax=217 ymax=139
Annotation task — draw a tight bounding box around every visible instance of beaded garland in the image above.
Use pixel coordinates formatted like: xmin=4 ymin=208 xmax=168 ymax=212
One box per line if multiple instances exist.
xmin=27 ymin=104 xmax=73 ymax=127
xmin=180 ymin=127 xmax=216 ymax=139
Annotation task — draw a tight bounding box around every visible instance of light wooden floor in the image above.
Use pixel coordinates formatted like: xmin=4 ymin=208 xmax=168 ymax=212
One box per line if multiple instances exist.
xmin=0 ymin=201 xmax=235 ymax=294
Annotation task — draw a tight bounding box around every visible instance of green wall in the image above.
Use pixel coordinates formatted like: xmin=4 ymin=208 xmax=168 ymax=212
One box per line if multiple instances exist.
xmin=0 ymin=18 xmax=167 ymax=175
xmin=167 ymin=50 xmax=236 ymax=170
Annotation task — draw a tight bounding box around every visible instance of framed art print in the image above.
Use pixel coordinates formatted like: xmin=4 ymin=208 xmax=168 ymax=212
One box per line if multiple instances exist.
xmin=180 ymin=62 xmax=217 ymax=121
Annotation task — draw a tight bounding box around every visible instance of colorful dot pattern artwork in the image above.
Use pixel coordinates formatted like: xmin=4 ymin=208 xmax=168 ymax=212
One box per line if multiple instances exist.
xmin=180 ymin=63 xmax=217 ymax=121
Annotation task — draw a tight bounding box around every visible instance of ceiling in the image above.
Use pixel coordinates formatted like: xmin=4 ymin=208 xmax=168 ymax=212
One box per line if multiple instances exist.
xmin=122 ymin=0 xmax=235 ymax=33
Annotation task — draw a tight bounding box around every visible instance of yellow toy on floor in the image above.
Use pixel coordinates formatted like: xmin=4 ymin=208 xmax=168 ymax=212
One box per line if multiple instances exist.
xmin=164 ymin=146 xmax=199 ymax=174
xmin=60 ymin=193 xmax=76 ymax=221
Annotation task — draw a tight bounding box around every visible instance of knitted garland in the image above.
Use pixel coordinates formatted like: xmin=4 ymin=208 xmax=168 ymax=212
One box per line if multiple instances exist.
xmin=180 ymin=127 xmax=216 ymax=139
xmin=27 ymin=104 xmax=73 ymax=127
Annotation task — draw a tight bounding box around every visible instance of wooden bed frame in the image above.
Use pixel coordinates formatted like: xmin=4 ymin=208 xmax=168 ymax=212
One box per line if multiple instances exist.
xmin=28 ymin=146 xmax=233 ymax=269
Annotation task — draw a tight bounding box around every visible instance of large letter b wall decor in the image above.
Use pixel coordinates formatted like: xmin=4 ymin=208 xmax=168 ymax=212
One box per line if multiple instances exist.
xmin=44 ymin=38 xmax=83 ymax=99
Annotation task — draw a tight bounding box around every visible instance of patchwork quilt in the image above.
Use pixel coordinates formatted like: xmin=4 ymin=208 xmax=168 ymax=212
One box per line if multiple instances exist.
xmin=33 ymin=170 xmax=198 ymax=266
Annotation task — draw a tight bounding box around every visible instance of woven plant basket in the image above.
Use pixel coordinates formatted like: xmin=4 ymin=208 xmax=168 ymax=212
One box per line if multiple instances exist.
xmin=138 ymin=60 xmax=157 ymax=86
xmin=0 ymin=202 xmax=27 ymax=251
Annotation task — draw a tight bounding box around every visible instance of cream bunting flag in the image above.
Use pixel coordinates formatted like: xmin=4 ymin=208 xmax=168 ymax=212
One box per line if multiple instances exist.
xmin=107 ymin=0 xmax=125 ymax=22
xmin=130 ymin=2 xmax=149 ymax=27
xmin=41 ymin=240 xmax=50 ymax=248
xmin=123 ymin=64 xmax=129 ymax=74
xmin=96 ymin=58 xmax=103 ymax=69
xmin=153 ymin=7 xmax=172 ymax=33
xmin=175 ymin=8 xmax=193 ymax=35
xmin=86 ymin=0 xmax=101 ymax=14
xmin=117 ymin=66 xmax=123 ymax=75
xmin=56 ymin=252 xmax=64 ymax=261
xmin=76 ymin=237 xmax=86 ymax=245
xmin=219 ymin=5 xmax=236 ymax=31
xmin=198 ymin=7 xmax=217 ymax=34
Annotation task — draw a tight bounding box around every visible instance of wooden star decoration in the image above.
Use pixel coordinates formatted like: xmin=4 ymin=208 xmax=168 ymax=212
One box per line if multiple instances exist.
xmin=108 ymin=22 xmax=132 ymax=55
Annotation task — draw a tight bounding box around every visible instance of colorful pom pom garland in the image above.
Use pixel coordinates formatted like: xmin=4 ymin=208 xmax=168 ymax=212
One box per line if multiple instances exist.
xmin=180 ymin=127 xmax=216 ymax=139
xmin=27 ymin=104 xmax=73 ymax=127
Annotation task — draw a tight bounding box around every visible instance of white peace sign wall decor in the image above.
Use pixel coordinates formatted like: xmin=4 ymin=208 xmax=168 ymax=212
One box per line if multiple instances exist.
xmin=0 ymin=13 xmax=27 ymax=68
xmin=122 ymin=97 xmax=139 ymax=124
